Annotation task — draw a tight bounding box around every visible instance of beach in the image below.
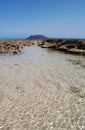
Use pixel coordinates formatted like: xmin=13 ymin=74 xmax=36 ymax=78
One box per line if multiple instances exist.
xmin=0 ymin=46 xmax=85 ymax=129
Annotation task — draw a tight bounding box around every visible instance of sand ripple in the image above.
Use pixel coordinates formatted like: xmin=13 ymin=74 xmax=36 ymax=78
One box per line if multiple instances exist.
xmin=0 ymin=46 xmax=85 ymax=129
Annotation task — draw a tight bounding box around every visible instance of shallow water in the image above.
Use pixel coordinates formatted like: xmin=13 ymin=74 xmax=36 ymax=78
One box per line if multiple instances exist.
xmin=1 ymin=46 xmax=85 ymax=89
xmin=0 ymin=46 xmax=85 ymax=129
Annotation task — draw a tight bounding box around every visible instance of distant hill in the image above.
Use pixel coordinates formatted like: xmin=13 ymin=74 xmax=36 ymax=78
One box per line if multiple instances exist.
xmin=26 ymin=35 xmax=49 ymax=40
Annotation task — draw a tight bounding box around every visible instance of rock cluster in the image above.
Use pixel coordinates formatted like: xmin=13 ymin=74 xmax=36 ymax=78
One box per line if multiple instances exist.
xmin=39 ymin=39 xmax=85 ymax=55
xmin=0 ymin=39 xmax=85 ymax=55
xmin=0 ymin=40 xmax=40 ymax=54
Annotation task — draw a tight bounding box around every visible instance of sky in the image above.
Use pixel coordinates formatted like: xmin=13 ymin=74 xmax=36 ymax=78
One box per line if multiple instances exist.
xmin=0 ymin=0 xmax=85 ymax=39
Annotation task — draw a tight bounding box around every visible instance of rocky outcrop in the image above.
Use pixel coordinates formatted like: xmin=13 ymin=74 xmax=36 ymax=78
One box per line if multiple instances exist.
xmin=40 ymin=39 xmax=85 ymax=55
xmin=0 ymin=40 xmax=38 ymax=54
xmin=56 ymin=40 xmax=85 ymax=55
xmin=40 ymin=39 xmax=56 ymax=48
xmin=0 ymin=39 xmax=85 ymax=56
xmin=0 ymin=40 xmax=44 ymax=54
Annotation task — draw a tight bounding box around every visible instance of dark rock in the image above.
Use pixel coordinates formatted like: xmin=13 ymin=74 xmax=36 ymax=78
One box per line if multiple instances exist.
xmin=41 ymin=40 xmax=56 ymax=48
xmin=13 ymin=50 xmax=18 ymax=54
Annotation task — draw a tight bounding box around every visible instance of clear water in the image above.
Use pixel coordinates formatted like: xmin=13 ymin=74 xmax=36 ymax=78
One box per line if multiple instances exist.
xmin=0 ymin=46 xmax=85 ymax=129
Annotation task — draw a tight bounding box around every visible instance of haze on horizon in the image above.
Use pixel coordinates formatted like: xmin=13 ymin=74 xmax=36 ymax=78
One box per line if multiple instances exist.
xmin=0 ymin=0 xmax=85 ymax=39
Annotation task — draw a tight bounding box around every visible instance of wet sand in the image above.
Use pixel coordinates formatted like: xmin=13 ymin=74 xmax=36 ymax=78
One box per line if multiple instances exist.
xmin=0 ymin=46 xmax=85 ymax=130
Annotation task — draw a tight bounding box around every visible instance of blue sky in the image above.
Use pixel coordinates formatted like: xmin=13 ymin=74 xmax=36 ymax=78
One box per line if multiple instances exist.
xmin=0 ymin=0 xmax=85 ymax=39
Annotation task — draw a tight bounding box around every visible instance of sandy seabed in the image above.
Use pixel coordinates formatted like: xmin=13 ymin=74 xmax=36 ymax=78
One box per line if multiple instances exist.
xmin=0 ymin=46 xmax=85 ymax=130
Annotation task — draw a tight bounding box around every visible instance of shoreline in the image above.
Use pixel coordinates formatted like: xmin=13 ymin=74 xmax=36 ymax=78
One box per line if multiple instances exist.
xmin=0 ymin=39 xmax=85 ymax=56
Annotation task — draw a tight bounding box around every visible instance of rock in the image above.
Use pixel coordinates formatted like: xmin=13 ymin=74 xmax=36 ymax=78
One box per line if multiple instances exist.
xmin=70 ymin=86 xmax=81 ymax=93
xmin=13 ymin=50 xmax=18 ymax=54
xmin=0 ymin=39 xmax=85 ymax=56
xmin=42 ymin=39 xmax=85 ymax=56
xmin=68 ymin=48 xmax=85 ymax=55
xmin=41 ymin=40 xmax=56 ymax=48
